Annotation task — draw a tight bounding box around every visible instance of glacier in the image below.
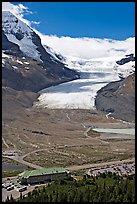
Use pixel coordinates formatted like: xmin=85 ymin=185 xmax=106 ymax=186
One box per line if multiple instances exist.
xmin=34 ymin=55 xmax=135 ymax=109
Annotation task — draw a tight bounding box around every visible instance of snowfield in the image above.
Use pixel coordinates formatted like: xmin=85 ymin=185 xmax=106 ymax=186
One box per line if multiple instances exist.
xmin=34 ymin=55 xmax=135 ymax=109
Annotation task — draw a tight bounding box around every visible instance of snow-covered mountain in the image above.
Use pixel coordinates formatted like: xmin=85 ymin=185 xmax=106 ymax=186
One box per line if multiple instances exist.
xmin=2 ymin=11 xmax=79 ymax=92
xmin=2 ymin=11 xmax=42 ymax=62
xmin=2 ymin=10 xmax=135 ymax=119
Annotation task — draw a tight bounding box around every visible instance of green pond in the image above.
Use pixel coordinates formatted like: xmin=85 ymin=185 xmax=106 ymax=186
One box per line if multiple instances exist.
xmin=92 ymin=128 xmax=135 ymax=135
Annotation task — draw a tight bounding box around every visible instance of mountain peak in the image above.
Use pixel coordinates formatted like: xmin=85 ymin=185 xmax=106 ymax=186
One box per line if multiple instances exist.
xmin=2 ymin=10 xmax=79 ymax=92
xmin=2 ymin=10 xmax=42 ymax=61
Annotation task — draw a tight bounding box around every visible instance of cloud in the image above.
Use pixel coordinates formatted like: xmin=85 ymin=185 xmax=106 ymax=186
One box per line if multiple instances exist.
xmin=34 ymin=30 xmax=135 ymax=59
xmin=31 ymin=21 xmax=41 ymax=25
xmin=2 ymin=2 xmax=135 ymax=60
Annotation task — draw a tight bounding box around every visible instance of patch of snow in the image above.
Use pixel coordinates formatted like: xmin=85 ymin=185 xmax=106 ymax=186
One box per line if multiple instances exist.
xmin=2 ymin=86 xmax=8 ymax=89
xmin=51 ymin=59 xmax=58 ymax=64
xmin=24 ymin=62 xmax=29 ymax=64
xmin=116 ymin=61 xmax=135 ymax=78
xmin=16 ymin=59 xmax=23 ymax=64
xmin=106 ymin=113 xmax=112 ymax=118
xmin=12 ymin=65 xmax=18 ymax=70
xmin=2 ymin=52 xmax=11 ymax=58
xmin=2 ymin=59 xmax=5 ymax=66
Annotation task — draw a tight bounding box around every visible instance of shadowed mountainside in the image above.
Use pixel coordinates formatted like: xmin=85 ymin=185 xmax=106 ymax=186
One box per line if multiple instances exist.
xmin=95 ymin=73 xmax=135 ymax=122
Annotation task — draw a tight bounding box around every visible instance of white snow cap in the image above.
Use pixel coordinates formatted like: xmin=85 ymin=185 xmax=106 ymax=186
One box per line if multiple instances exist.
xmin=2 ymin=2 xmax=31 ymax=26
xmin=2 ymin=11 xmax=42 ymax=62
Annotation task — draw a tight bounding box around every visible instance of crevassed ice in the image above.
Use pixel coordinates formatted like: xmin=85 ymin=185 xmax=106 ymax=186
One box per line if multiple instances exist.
xmin=35 ymin=56 xmax=134 ymax=109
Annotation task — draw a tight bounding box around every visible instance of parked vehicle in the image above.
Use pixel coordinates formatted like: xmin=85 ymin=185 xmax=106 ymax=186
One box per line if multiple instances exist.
xmin=18 ymin=186 xmax=27 ymax=192
xmin=5 ymin=183 xmax=12 ymax=189
xmin=7 ymin=185 xmax=14 ymax=191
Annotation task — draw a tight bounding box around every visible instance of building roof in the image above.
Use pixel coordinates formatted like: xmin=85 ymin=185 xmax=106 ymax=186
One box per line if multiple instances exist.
xmin=18 ymin=167 xmax=69 ymax=179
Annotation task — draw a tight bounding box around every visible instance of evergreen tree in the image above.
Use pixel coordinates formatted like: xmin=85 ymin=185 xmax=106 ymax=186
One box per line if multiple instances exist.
xmin=20 ymin=192 xmax=23 ymax=200
xmin=9 ymin=194 xmax=14 ymax=202
xmin=5 ymin=195 xmax=10 ymax=202
xmin=13 ymin=174 xmax=135 ymax=203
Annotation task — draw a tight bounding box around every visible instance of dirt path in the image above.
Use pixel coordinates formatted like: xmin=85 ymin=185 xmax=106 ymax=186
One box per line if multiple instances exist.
xmin=2 ymin=124 xmax=134 ymax=172
xmin=3 ymin=152 xmax=134 ymax=173
xmin=83 ymin=127 xmax=109 ymax=144
xmin=83 ymin=127 xmax=91 ymax=138
xmin=3 ymin=155 xmax=43 ymax=169
xmin=21 ymin=148 xmax=50 ymax=159
xmin=2 ymin=137 xmax=10 ymax=149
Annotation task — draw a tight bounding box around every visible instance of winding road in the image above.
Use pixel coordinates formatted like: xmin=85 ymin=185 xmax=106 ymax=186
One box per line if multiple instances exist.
xmin=3 ymin=154 xmax=135 ymax=172
xmin=2 ymin=126 xmax=135 ymax=172
xmin=2 ymin=155 xmax=43 ymax=169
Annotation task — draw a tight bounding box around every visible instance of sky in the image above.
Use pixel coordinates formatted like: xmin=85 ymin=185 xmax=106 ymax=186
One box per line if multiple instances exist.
xmin=2 ymin=2 xmax=135 ymax=59
xmin=11 ymin=2 xmax=135 ymax=40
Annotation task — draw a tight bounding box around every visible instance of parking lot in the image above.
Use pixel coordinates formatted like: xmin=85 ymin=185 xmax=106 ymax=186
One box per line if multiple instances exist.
xmin=86 ymin=161 xmax=135 ymax=177
xmin=2 ymin=185 xmax=35 ymax=201
xmin=2 ymin=177 xmax=48 ymax=202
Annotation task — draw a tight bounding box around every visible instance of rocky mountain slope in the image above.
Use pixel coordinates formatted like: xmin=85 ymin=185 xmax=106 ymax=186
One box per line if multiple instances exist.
xmin=2 ymin=86 xmax=39 ymax=120
xmin=2 ymin=11 xmax=79 ymax=92
xmin=95 ymin=73 xmax=135 ymax=122
xmin=116 ymin=54 xmax=135 ymax=65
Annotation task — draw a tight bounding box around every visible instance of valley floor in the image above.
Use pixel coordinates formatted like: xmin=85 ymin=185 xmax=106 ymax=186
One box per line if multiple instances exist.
xmin=2 ymin=107 xmax=135 ymax=170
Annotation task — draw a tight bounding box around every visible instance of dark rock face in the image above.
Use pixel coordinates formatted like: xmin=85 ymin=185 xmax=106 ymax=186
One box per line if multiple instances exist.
xmin=95 ymin=73 xmax=135 ymax=122
xmin=2 ymin=56 xmax=78 ymax=92
xmin=31 ymin=31 xmax=77 ymax=80
xmin=116 ymin=54 xmax=135 ymax=65
xmin=2 ymin=31 xmax=23 ymax=57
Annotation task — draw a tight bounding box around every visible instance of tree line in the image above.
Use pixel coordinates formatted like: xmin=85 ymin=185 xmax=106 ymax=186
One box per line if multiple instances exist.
xmin=5 ymin=173 xmax=135 ymax=202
